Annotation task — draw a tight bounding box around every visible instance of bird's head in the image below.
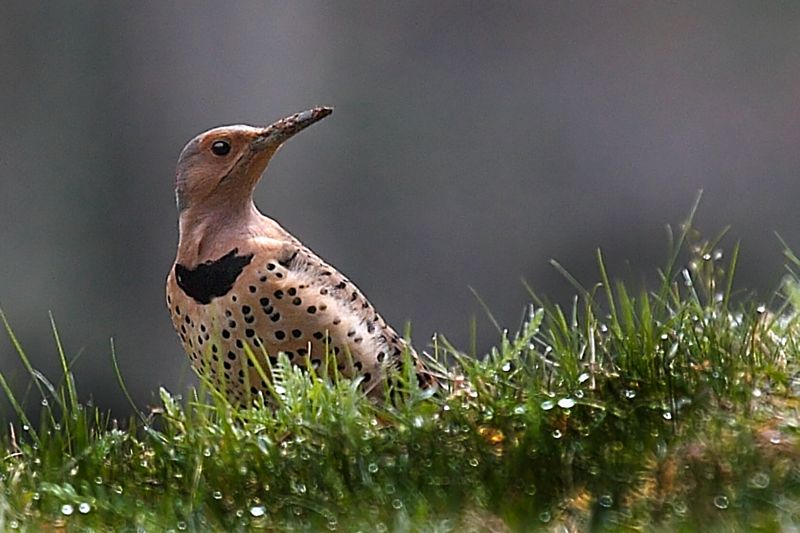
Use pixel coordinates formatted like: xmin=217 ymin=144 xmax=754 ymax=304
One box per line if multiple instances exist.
xmin=174 ymin=106 xmax=333 ymax=214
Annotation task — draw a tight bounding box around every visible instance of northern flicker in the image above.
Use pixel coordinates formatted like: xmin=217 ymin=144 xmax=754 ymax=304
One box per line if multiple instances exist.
xmin=166 ymin=107 xmax=432 ymax=403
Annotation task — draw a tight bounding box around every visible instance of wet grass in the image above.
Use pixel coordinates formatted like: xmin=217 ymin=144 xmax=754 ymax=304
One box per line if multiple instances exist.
xmin=1 ymin=215 xmax=799 ymax=531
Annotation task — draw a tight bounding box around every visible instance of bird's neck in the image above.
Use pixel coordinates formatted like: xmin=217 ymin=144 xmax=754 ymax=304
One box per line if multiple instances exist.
xmin=176 ymin=201 xmax=263 ymax=265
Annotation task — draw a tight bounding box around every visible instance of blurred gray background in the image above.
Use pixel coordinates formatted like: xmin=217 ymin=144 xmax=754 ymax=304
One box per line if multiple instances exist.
xmin=2 ymin=2 xmax=800 ymax=416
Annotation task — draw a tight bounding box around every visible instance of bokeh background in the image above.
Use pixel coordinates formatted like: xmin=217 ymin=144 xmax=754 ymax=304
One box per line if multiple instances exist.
xmin=2 ymin=2 xmax=800 ymax=416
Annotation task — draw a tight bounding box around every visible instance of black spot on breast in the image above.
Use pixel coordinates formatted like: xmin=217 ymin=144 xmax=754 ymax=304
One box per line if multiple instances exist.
xmin=175 ymin=248 xmax=253 ymax=305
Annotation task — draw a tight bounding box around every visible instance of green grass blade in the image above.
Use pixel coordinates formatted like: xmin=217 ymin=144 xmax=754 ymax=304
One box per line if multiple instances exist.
xmin=49 ymin=312 xmax=78 ymax=415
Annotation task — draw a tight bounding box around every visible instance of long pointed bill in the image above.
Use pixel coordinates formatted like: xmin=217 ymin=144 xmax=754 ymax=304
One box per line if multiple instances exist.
xmin=253 ymin=106 xmax=333 ymax=151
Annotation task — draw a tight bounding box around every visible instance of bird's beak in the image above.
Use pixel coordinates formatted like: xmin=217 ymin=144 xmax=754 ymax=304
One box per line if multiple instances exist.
xmin=252 ymin=106 xmax=333 ymax=151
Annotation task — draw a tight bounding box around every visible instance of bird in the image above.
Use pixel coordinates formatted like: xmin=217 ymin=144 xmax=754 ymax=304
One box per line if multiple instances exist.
xmin=165 ymin=107 xmax=434 ymax=403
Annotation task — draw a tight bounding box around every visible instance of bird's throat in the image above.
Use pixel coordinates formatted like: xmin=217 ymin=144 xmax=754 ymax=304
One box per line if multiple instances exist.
xmin=177 ymin=202 xmax=261 ymax=266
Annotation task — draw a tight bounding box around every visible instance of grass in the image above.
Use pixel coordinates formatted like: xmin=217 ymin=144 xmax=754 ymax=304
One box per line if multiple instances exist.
xmin=1 ymin=211 xmax=799 ymax=531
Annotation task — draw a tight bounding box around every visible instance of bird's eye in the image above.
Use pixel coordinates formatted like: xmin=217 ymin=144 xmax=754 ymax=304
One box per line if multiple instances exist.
xmin=211 ymin=140 xmax=231 ymax=156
